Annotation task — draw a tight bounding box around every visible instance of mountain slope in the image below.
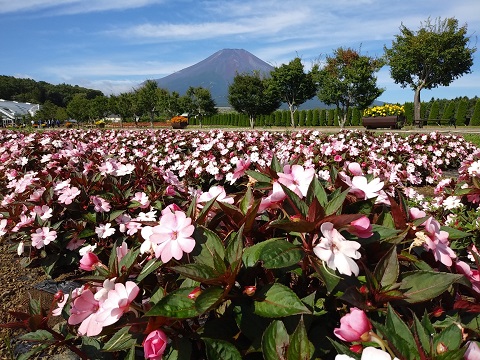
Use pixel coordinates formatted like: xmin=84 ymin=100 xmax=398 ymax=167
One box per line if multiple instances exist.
xmin=154 ymin=49 xmax=274 ymax=107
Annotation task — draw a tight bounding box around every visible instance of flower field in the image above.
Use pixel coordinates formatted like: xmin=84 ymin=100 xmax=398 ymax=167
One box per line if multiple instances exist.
xmin=1 ymin=128 xmax=480 ymax=359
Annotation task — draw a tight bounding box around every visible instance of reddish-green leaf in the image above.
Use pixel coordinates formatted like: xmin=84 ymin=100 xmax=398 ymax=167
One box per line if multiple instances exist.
xmin=262 ymin=320 xmax=289 ymax=360
xmin=203 ymin=338 xmax=242 ymax=360
xmin=287 ymin=317 xmax=314 ymax=360
xmin=258 ymin=239 xmax=303 ymax=269
xmin=254 ymin=283 xmax=310 ymax=318
xmin=146 ymin=287 xmax=199 ymax=318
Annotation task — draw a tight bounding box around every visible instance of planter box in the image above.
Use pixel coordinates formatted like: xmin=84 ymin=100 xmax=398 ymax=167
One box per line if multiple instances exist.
xmin=362 ymin=115 xmax=404 ymax=129
xmin=172 ymin=122 xmax=188 ymax=129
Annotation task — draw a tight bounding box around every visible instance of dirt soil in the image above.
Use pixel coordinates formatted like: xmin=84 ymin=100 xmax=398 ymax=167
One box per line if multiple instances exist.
xmin=0 ymin=243 xmax=80 ymax=359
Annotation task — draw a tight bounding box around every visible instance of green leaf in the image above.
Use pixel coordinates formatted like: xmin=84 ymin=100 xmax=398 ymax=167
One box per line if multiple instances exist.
xmin=246 ymin=169 xmax=272 ymax=184
xmin=19 ymin=330 xmax=54 ymax=342
xmin=136 ymin=258 xmax=163 ymax=282
xmin=413 ymin=314 xmax=431 ymax=357
xmin=109 ymin=209 xmax=125 ymax=222
xmin=119 ymin=248 xmax=140 ymax=272
xmin=203 ymin=338 xmax=242 ymax=360
xmin=195 ymin=286 xmax=224 ymax=314
xmin=146 ymin=287 xmax=199 ymax=318
xmin=257 ymin=239 xmax=303 ymax=269
xmin=262 ymin=320 xmax=289 ymax=360
xmin=268 ymin=218 xmax=316 ymax=233
xmin=399 ymin=271 xmax=468 ymax=303
xmin=374 ymin=245 xmax=399 ymax=287
xmin=192 ymin=226 xmax=225 ymax=267
xmin=103 ymin=326 xmax=137 ymax=352
xmin=310 ymin=256 xmax=341 ymax=293
xmin=17 ymin=343 xmax=50 ymax=360
xmin=280 ymin=183 xmax=309 ymax=217
xmin=242 ymin=238 xmax=285 ymax=268
xmin=254 ymin=283 xmax=310 ymax=318
xmin=324 ymin=188 xmax=349 ymax=216
xmin=440 ymin=226 xmax=472 ymax=240
xmin=374 ymin=304 xmax=419 ymax=360
xmin=306 ymin=175 xmax=328 ymax=207
xmin=434 ymin=324 xmax=463 ymax=355
xmin=239 ymin=187 xmax=254 ymax=215
xmin=78 ymin=227 xmax=97 ymax=239
xmin=172 ymin=263 xmax=222 ymax=282
xmin=287 ymin=317 xmax=314 ymax=360
xmin=225 ymin=228 xmax=244 ymax=268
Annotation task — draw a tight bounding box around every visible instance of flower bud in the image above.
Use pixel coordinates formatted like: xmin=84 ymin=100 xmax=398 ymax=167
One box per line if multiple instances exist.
xmin=243 ymin=286 xmax=256 ymax=296
xmin=349 ymin=344 xmax=363 ymax=353
xmin=188 ymin=287 xmax=202 ymax=299
xmin=436 ymin=342 xmax=448 ymax=354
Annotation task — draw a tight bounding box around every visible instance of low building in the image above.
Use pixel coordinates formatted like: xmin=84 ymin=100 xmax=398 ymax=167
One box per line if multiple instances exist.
xmin=0 ymin=99 xmax=40 ymax=127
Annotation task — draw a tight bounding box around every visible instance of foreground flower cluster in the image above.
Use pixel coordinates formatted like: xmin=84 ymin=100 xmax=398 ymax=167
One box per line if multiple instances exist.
xmin=0 ymin=128 xmax=480 ymax=359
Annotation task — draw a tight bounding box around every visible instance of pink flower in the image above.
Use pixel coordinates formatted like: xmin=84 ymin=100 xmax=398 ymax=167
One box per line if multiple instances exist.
xmin=0 ymin=219 xmax=7 ymax=237
xmin=32 ymin=205 xmax=53 ymax=220
xmin=68 ymin=288 xmax=102 ymax=336
xmin=116 ymin=242 xmax=128 ymax=263
xmin=350 ymin=176 xmax=384 ymax=200
xmin=347 ymin=162 xmax=363 ymax=176
xmin=94 ymin=281 xmax=140 ymax=329
xmin=409 ymin=207 xmax=427 ymax=220
xmin=95 ymin=223 xmax=116 ymax=238
xmin=58 ymin=186 xmax=81 ymax=205
xmin=31 ymin=227 xmax=57 ymax=248
xmin=259 ymin=181 xmax=287 ymax=212
xmin=313 ymin=222 xmax=361 ymax=276
xmin=197 ymin=185 xmax=234 ymax=206
xmin=161 ymin=203 xmax=182 ymax=216
xmin=52 ymin=293 xmax=70 ymax=317
xmin=79 ymin=252 xmax=102 ymax=271
xmin=423 ymin=217 xmax=456 ymax=267
xmin=143 ymin=329 xmax=168 ymax=360
xmin=277 ymin=164 xmax=315 ymax=198
xmin=148 ymin=211 xmax=195 ymax=263
xmin=231 ymin=158 xmax=251 ymax=183
xmin=91 ymin=196 xmax=111 ymax=213
xmin=456 ymin=261 xmax=480 ymax=293
xmin=131 ymin=192 xmax=151 ymax=209
xmin=348 ymin=216 xmax=373 ymax=238
xmin=465 ymin=341 xmax=480 ymax=360
xmin=334 ymin=307 xmax=372 ymax=342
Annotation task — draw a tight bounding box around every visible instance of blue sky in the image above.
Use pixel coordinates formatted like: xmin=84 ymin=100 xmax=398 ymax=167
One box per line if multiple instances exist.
xmin=0 ymin=0 xmax=479 ymax=104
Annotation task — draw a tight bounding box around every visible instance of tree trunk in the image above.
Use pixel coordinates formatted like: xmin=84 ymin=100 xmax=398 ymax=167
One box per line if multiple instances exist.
xmin=414 ymin=87 xmax=422 ymax=126
xmin=289 ymin=103 xmax=296 ymax=128
xmin=249 ymin=115 xmax=256 ymax=129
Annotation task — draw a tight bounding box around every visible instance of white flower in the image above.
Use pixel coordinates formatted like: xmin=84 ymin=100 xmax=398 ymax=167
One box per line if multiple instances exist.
xmin=313 ymin=222 xmax=361 ymax=276
xmin=95 ymin=223 xmax=116 ymax=239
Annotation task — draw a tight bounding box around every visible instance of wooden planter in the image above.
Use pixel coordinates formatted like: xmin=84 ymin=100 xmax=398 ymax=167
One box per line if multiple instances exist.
xmin=362 ymin=115 xmax=405 ymax=129
xmin=172 ymin=122 xmax=188 ymax=129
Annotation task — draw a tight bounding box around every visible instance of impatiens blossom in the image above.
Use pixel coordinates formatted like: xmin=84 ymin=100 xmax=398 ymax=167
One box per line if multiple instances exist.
xmin=335 ymin=347 xmax=400 ymax=360
xmin=31 ymin=227 xmax=57 ymax=248
xmin=32 ymin=205 xmax=53 ymax=220
xmin=334 ymin=307 xmax=372 ymax=342
xmin=52 ymin=293 xmax=70 ymax=317
xmin=348 ymin=216 xmax=373 ymax=238
xmin=68 ymin=287 xmax=102 ymax=336
xmin=350 ymin=176 xmax=384 ymax=200
xmin=277 ymin=164 xmax=315 ymax=198
xmin=145 ymin=211 xmax=195 ymax=263
xmin=91 ymin=195 xmax=111 ymax=213
xmin=456 ymin=261 xmax=480 ymax=294
xmin=131 ymin=192 xmax=151 ymax=209
xmin=143 ymin=329 xmax=168 ymax=360
xmin=313 ymin=222 xmax=361 ymax=276
xmin=230 ymin=157 xmax=251 ymax=183
xmin=259 ymin=181 xmax=287 ymax=212
xmin=94 ymin=281 xmax=140 ymax=330
xmin=423 ymin=217 xmax=456 ymax=267
xmin=465 ymin=341 xmax=480 ymax=360
xmin=197 ymin=185 xmax=234 ymax=206
xmin=79 ymin=252 xmax=102 ymax=271
xmin=57 ymin=186 xmax=81 ymax=205
xmin=0 ymin=218 xmax=7 ymax=237
xmin=95 ymin=223 xmax=116 ymax=239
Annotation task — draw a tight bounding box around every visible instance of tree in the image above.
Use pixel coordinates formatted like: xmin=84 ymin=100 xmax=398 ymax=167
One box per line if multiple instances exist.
xmin=269 ymin=58 xmax=317 ymax=127
xmin=384 ymin=17 xmax=476 ymax=122
xmin=136 ymin=80 xmax=158 ymax=127
xmin=184 ymin=86 xmax=218 ymax=128
xmin=456 ymin=98 xmax=469 ymax=125
xmin=428 ymin=101 xmax=440 ymax=120
xmin=90 ymin=95 xmax=109 ymax=122
xmin=156 ymin=88 xmax=183 ymax=121
xmin=315 ymin=47 xmax=384 ymax=128
xmin=67 ymin=93 xmax=90 ymax=122
xmin=110 ymin=92 xmax=134 ymax=128
xmin=471 ymin=98 xmax=480 ymax=126
xmin=228 ymin=72 xmax=280 ymax=128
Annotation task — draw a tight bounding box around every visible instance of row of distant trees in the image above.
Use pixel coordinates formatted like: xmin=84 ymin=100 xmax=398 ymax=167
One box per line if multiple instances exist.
xmin=1 ymin=16 xmax=476 ymax=128
xmin=200 ymin=96 xmax=480 ymax=127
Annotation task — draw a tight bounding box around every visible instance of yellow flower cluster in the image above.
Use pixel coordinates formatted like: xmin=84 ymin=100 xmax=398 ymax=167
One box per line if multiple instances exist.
xmin=170 ymin=116 xmax=188 ymax=123
xmin=363 ymin=104 xmax=404 ymax=117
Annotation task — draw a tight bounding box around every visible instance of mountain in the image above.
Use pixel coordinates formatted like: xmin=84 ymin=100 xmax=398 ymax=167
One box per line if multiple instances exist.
xmin=153 ymin=49 xmax=274 ymax=107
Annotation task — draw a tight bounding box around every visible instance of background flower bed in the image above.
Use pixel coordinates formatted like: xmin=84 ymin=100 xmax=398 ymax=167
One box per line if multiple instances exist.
xmin=1 ymin=128 xmax=480 ymax=359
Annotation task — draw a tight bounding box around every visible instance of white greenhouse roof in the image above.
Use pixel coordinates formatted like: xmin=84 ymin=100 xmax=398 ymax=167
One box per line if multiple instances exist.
xmin=0 ymin=99 xmax=40 ymax=120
